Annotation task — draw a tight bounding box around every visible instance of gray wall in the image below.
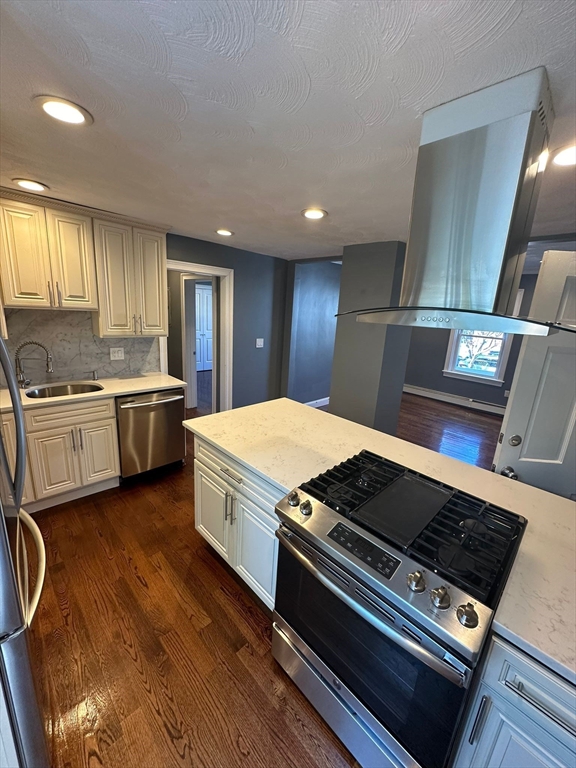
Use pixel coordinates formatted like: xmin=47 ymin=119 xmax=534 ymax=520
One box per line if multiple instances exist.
xmin=167 ymin=270 xmax=184 ymax=380
xmin=167 ymin=234 xmax=287 ymax=408
xmin=330 ymin=242 xmax=412 ymax=433
xmin=283 ymin=260 xmax=341 ymax=404
xmin=4 ymin=309 xmax=160 ymax=384
xmin=404 ymin=274 xmax=538 ymax=406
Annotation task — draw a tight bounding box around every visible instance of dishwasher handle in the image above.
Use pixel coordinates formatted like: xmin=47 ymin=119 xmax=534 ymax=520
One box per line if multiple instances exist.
xmin=119 ymin=394 xmax=184 ymax=409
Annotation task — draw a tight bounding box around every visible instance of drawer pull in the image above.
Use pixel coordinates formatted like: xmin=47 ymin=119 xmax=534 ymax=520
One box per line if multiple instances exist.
xmin=469 ymin=695 xmax=489 ymax=744
xmin=504 ymin=680 xmax=576 ymax=737
xmin=221 ymin=467 xmax=242 ymax=484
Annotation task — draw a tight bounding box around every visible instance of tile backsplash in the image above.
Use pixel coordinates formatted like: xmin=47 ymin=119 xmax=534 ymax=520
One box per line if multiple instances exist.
xmin=5 ymin=309 xmax=160 ymax=384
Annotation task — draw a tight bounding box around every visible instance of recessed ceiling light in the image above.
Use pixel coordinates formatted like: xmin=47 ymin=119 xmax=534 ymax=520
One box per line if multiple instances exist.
xmin=302 ymin=208 xmax=328 ymax=219
xmin=13 ymin=178 xmax=49 ymax=192
xmin=553 ymin=145 xmax=576 ymax=166
xmin=34 ymin=96 xmax=93 ymax=125
xmin=216 ymin=229 xmax=234 ymax=236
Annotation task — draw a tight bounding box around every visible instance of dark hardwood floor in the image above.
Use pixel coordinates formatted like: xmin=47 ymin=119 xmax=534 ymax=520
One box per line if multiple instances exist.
xmin=186 ymin=370 xmax=212 ymax=419
xmin=320 ymin=393 xmax=502 ymax=470
xmin=395 ymin=393 xmax=502 ymax=470
xmin=28 ymin=429 xmax=358 ymax=768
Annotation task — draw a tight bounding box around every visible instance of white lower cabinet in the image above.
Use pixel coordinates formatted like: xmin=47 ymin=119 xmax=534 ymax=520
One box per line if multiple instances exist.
xmin=77 ymin=419 xmax=119 ymax=485
xmin=26 ymin=401 xmax=120 ymax=501
xmin=454 ymin=638 xmax=576 ymax=768
xmin=1 ymin=413 xmax=36 ymax=504
xmin=193 ymin=443 xmax=281 ymax=609
xmin=194 ymin=461 xmax=235 ymax=564
xmin=235 ymin=492 xmax=278 ymax=607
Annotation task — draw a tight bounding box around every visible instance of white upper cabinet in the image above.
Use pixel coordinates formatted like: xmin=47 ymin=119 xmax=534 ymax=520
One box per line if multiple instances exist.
xmin=93 ymin=220 xmax=167 ymax=337
xmin=93 ymin=220 xmax=135 ymax=336
xmin=0 ymin=199 xmax=98 ymax=310
xmin=45 ymin=208 xmax=98 ymax=309
xmin=0 ymin=199 xmax=52 ymax=308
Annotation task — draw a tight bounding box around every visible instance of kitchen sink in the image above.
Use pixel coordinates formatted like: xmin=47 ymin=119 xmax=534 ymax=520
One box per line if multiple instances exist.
xmin=25 ymin=382 xmax=104 ymax=399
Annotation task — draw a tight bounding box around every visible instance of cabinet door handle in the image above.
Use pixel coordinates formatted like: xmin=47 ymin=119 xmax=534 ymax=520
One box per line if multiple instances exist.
xmin=468 ymin=695 xmax=489 ymax=744
xmin=78 ymin=428 xmax=84 ymax=450
xmin=133 ymin=314 xmax=137 ymax=334
xmin=224 ymin=491 xmax=231 ymax=521
xmin=139 ymin=314 xmax=143 ymax=334
xmin=230 ymin=495 xmax=236 ymax=525
xmin=70 ymin=429 xmax=76 ymax=453
xmin=468 ymin=696 xmax=489 ymax=744
xmin=504 ymin=680 xmax=576 ymax=737
xmin=221 ymin=467 xmax=242 ymax=484
xmin=56 ymin=281 xmax=62 ymax=307
xmin=47 ymin=281 xmax=54 ymax=306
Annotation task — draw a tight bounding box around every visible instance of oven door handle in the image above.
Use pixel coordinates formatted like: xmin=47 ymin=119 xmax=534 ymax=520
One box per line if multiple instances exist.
xmin=278 ymin=531 xmax=469 ymax=689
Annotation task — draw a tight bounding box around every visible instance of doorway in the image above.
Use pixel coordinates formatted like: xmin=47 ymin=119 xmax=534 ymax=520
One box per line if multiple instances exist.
xmin=194 ymin=282 xmax=213 ymax=415
xmin=161 ymin=260 xmax=234 ymax=416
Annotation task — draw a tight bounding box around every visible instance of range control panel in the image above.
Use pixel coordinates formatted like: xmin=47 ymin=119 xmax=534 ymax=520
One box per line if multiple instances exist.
xmin=328 ymin=523 xmax=401 ymax=579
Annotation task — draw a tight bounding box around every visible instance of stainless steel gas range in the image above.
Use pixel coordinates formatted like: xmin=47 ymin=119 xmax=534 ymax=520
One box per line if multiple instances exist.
xmin=272 ymin=450 xmax=526 ymax=768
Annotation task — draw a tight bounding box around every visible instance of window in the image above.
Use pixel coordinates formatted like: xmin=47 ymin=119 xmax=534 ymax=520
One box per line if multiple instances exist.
xmin=443 ymin=291 xmax=524 ymax=386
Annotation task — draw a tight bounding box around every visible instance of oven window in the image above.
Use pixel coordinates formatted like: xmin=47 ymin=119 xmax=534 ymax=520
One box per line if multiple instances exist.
xmin=275 ymin=545 xmax=467 ymax=768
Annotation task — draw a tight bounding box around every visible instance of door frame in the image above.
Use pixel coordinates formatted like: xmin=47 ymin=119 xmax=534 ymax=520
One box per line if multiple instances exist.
xmin=160 ymin=260 xmax=233 ymax=412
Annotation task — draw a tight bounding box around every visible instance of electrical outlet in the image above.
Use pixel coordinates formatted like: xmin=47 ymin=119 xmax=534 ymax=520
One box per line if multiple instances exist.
xmin=255 ymin=338 xmax=264 ymax=348
xmin=110 ymin=347 xmax=124 ymax=361
xmin=504 ymin=390 xmax=510 ymax=397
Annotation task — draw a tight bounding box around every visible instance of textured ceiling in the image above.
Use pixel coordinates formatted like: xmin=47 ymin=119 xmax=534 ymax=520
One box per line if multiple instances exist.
xmin=0 ymin=0 xmax=575 ymax=260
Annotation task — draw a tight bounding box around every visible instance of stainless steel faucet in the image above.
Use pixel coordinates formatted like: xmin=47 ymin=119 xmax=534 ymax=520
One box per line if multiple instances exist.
xmin=14 ymin=341 xmax=54 ymax=388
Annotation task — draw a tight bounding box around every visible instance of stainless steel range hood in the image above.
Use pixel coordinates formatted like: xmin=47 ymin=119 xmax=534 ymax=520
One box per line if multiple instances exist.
xmin=344 ymin=68 xmax=563 ymax=336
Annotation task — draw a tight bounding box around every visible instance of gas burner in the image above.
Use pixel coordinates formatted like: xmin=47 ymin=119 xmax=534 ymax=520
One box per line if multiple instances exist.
xmin=437 ymin=543 xmax=476 ymax=574
xmin=460 ymin=519 xmax=489 ymax=537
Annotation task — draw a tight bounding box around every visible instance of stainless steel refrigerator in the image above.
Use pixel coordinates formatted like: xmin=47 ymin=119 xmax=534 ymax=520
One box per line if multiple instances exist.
xmin=0 ymin=337 xmax=48 ymax=768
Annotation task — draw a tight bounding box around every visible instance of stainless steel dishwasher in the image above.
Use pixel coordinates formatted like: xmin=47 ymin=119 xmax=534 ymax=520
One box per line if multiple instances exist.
xmin=116 ymin=388 xmax=186 ymax=477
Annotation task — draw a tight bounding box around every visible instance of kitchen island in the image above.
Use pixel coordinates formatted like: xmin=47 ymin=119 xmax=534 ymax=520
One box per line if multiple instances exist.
xmin=185 ymin=397 xmax=576 ymax=768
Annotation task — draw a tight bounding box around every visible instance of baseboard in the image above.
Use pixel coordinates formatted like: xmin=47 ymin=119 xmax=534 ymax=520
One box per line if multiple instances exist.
xmin=305 ymin=397 xmax=330 ymax=408
xmin=24 ymin=477 xmax=120 ymax=514
xmin=403 ymin=385 xmax=506 ymax=416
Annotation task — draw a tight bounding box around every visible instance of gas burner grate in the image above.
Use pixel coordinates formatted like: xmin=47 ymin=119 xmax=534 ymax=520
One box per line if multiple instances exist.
xmin=300 ymin=450 xmax=404 ymax=517
xmin=408 ymin=492 xmax=526 ymax=605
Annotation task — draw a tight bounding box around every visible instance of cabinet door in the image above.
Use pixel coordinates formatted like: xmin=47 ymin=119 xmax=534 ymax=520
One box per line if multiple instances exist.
xmin=77 ymin=419 xmax=119 ymax=485
xmin=455 ymin=685 xmax=575 ymax=768
xmin=235 ymin=492 xmax=278 ymax=609
xmin=0 ymin=199 xmax=52 ymax=308
xmin=93 ymin=220 xmax=135 ymax=336
xmin=133 ymin=228 xmax=168 ymax=336
xmin=194 ymin=460 xmax=234 ymax=564
xmin=1 ymin=414 xmax=35 ymax=505
xmin=46 ymin=209 xmax=98 ymax=310
xmin=27 ymin=427 xmax=81 ymax=499
xmin=0 ymin=290 xmax=7 ymax=339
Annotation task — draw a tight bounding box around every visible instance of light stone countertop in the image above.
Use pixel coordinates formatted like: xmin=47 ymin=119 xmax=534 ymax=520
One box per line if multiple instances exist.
xmin=184 ymin=397 xmax=576 ymax=685
xmin=0 ymin=372 xmax=186 ymax=413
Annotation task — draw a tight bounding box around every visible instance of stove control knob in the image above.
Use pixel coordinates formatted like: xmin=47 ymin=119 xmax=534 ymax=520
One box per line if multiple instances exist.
xmin=287 ymin=491 xmax=300 ymax=507
xmin=300 ymin=499 xmax=313 ymax=516
xmin=407 ymin=571 xmax=426 ymax=593
xmin=430 ymin=586 xmax=451 ymax=610
xmin=457 ymin=602 xmax=479 ymax=628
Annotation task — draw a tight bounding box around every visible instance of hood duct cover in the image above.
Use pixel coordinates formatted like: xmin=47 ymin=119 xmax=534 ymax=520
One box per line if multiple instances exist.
xmin=345 ymin=68 xmax=564 ymax=336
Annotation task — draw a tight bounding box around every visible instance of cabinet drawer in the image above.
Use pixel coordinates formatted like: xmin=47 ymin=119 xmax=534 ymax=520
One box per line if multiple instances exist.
xmin=195 ymin=438 xmax=284 ymax=518
xmin=25 ymin=398 xmax=115 ymax=431
xmin=483 ymin=638 xmax=576 ymax=741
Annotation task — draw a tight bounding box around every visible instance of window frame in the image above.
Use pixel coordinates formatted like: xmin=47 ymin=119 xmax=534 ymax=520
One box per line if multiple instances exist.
xmin=442 ymin=290 xmax=524 ymax=387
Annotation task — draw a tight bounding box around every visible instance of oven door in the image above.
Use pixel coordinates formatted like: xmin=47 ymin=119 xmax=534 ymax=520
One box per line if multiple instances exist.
xmin=273 ymin=527 xmax=471 ymax=768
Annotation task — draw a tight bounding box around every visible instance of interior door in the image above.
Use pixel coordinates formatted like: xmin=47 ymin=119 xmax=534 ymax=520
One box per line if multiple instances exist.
xmin=494 ymin=251 xmax=576 ymax=499
xmin=183 ymin=278 xmax=198 ymax=409
xmin=195 ymin=284 xmax=213 ymax=371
